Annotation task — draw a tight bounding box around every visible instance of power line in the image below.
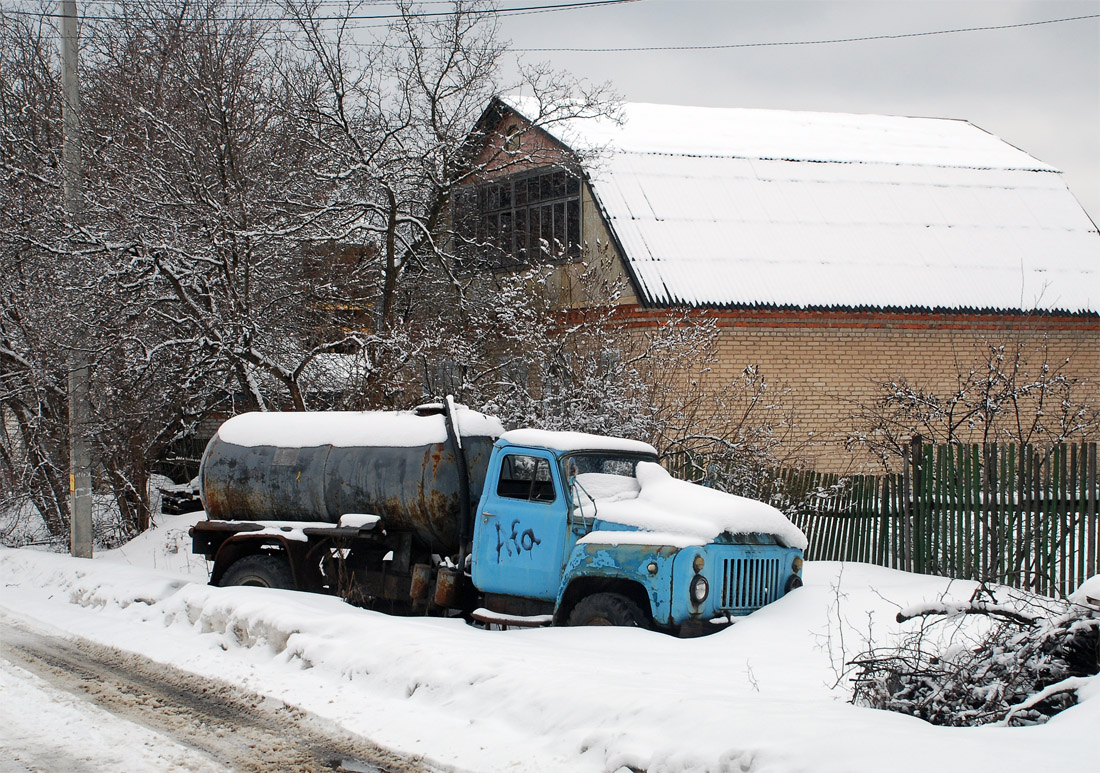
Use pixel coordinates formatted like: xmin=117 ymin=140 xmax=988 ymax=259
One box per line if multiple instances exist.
xmin=510 ymin=13 xmax=1100 ymax=52
xmin=1 ymin=0 xmax=643 ymax=22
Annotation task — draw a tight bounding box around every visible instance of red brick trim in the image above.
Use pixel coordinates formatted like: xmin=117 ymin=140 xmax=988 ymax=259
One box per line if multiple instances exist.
xmin=572 ymin=305 xmax=1100 ymax=332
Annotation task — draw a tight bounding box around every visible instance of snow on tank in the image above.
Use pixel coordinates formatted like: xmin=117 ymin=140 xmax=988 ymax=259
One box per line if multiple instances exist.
xmin=215 ymin=405 xmax=504 ymax=448
xmin=199 ymin=405 xmax=504 ymax=550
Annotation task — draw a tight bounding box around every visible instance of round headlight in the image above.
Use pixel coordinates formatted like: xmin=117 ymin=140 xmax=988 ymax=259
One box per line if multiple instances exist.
xmin=690 ymin=574 xmax=709 ymax=604
xmin=792 ymin=555 xmax=804 ymax=574
xmin=785 ymin=575 xmax=804 ymax=593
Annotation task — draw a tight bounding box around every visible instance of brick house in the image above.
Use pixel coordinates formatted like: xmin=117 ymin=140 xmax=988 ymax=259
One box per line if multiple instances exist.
xmin=459 ymin=97 xmax=1099 ymax=470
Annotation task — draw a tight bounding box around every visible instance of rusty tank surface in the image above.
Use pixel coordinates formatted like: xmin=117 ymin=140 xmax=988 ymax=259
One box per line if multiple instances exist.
xmin=198 ymin=406 xmax=503 ymax=554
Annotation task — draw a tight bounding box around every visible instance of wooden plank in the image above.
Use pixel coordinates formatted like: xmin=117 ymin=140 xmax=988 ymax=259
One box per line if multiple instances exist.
xmin=880 ymin=475 xmax=890 ymax=567
xmin=1058 ymin=444 xmax=1069 ymax=596
xmin=923 ymin=443 xmax=934 ymax=574
xmin=970 ymin=443 xmax=981 ymax=581
xmin=897 ymin=472 xmax=907 ymax=570
xmin=1089 ymin=443 xmax=1098 ymax=580
xmin=937 ymin=444 xmax=947 ymax=576
xmin=944 ymin=444 xmax=955 ymax=577
xmin=945 ymin=444 xmax=956 ymax=577
xmin=887 ymin=474 xmax=894 ymax=569
xmin=988 ymin=443 xmax=997 ymax=583
xmin=871 ymin=477 xmax=879 ymax=564
xmin=1052 ymin=445 xmax=1061 ymax=595
xmin=842 ymin=479 xmax=857 ymax=562
xmin=1011 ymin=443 xmax=1024 ymax=588
xmin=902 ymin=444 xmax=913 ymax=572
xmin=998 ymin=443 xmax=1008 ymax=585
xmin=1045 ymin=447 xmax=1057 ymax=596
xmin=860 ymin=476 xmax=872 ymax=563
xmin=1015 ymin=444 xmax=1029 ymax=589
xmin=850 ymin=478 xmax=862 ymax=563
xmin=843 ymin=477 xmax=857 ymax=562
xmin=858 ymin=477 xmax=869 ymax=563
xmin=1035 ymin=447 xmax=1045 ymax=595
xmin=964 ymin=444 xmax=973 ymax=579
xmin=822 ymin=475 xmax=836 ymax=558
xmin=819 ymin=473 xmax=835 ymax=560
xmin=1007 ymin=444 xmax=1012 ymax=584
xmin=958 ymin=444 xmax=968 ymax=578
xmin=823 ymin=474 xmax=842 ymax=562
xmin=845 ymin=478 xmax=858 ymax=563
xmin=926 ymin=446 xmax=936 ymax=574
xmin=959 ymin=444 xmax=968 ymax=579
xmin=1071 ymin=444 xmax=1082 ymax=591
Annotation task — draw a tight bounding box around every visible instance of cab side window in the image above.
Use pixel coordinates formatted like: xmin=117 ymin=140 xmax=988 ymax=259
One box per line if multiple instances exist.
xmin=497 ymin=454 xmax=556 ymax=502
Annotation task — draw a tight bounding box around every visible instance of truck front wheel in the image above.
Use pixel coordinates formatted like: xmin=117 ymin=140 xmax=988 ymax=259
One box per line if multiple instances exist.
xmin=220 ymin=554 xmax=295 ymax=590
xmin=567 ymin=593 xmax=649 ymax=628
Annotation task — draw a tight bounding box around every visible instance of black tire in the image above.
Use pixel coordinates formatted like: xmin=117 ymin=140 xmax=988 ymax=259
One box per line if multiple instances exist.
xmin=220 ymin=553 xmax=295 ymax=589
xmin=567 ymin=592 xmax=650 ymax=628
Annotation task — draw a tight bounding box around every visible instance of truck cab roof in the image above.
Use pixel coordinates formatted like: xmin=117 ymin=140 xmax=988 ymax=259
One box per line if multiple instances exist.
xmin=497 ymin=429 xmax=657 ymax=458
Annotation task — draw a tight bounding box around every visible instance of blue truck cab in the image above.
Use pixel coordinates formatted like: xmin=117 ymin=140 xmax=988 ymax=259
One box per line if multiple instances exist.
xmin=471 ymin=429 xmax=806 ymax=635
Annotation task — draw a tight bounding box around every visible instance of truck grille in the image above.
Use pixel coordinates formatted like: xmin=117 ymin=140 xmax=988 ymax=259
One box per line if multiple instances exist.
xmin=720 ymin=557 xmax=782 ymax=610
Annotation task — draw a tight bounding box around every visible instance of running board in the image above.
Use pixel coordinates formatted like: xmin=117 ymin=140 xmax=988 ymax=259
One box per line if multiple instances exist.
xmin=471 ymin=608 xmax=553 ymax=628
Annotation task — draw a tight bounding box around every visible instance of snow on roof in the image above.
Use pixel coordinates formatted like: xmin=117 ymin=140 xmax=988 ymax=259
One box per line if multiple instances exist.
xmin=499 ymin=428 xmax=657 ymax=456
xmin=503 ymin=97 xmax=1099 ymax=313
xmin=215 ymin=408 xmax=504 ymax=449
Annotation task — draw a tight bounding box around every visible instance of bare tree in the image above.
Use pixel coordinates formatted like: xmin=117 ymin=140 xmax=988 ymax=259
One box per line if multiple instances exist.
xmin=844 ymin=335 xmax=1098 ymax=589
xmin=2 ymin=0 xmax=334 ymax=541
xmin=0 ymin=5 xmax=73 ymax=540
xmin=275 ymin=1 xmax=619 ymax=404
xmin=1 ymin=0 xmax=625 ymax=543
xmin=848 ymin=337 xmax=1098 ymax=471
xmin=412 ymin=242 xmax=808 ymax=508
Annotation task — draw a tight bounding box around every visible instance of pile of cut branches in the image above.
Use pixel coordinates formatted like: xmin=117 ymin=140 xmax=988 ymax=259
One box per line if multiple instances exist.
xmin=850 ymin=584 xmax=1099 ymax=727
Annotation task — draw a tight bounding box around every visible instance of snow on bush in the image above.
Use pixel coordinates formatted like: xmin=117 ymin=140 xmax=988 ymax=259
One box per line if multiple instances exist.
xmin=850 ymin=583 xmax=1099 ymax=726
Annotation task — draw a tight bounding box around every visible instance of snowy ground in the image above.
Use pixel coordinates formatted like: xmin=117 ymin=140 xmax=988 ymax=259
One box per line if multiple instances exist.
xmin=1 ymin=511 xmax=1096 ymax=773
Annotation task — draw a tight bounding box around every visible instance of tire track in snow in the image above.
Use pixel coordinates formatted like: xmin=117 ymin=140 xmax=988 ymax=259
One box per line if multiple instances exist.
xmin=0 ymin=620 xmax=441 ymax=773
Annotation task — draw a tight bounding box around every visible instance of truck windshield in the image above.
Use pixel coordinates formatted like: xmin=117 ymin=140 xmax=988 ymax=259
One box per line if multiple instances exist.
xmin=565 ymin=452 xmax=656 ymax=478
xmin=565 ymin=452 xmax=656 ymax=508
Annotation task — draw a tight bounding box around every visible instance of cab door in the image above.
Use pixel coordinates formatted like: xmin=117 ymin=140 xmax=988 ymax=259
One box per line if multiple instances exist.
xmin=471 ymin=450 xmax=568 ymax=600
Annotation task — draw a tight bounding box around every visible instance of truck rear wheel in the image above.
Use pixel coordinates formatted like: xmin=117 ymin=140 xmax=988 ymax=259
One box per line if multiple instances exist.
xmin=220 ymin=554 xmax=295 ymax=590
xmin=567 ymin=592 xmax=649 ymax=628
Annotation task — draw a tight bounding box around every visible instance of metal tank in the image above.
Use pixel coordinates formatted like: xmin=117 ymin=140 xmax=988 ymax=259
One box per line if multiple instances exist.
xmin=198 ymin=406 xmax=502 ymax=554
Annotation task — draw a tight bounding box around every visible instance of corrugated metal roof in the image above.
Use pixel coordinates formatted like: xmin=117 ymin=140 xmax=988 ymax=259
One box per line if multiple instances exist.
xmin=503 ymin=98 xmax=1098 ymax=313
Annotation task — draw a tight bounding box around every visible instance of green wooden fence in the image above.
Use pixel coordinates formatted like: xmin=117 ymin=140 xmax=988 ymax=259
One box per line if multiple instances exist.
xmin=774 ymin=443 xmax=1097 ymax=597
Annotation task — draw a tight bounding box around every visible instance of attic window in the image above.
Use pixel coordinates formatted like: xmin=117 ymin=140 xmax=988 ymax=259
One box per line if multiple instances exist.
xmin=456 ymin=167 xmax=582 ymax=269
xmin=504 ymin=123 xmax=521 ymax=152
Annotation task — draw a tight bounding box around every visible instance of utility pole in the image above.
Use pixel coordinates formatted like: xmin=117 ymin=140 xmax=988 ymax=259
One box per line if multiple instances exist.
xmin=61 ymin=0 xmax=92 ymax=558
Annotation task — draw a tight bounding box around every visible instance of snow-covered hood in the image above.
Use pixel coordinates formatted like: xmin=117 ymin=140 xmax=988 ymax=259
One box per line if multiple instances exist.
xmin=575 ymin=462 xmax=808 ymax=550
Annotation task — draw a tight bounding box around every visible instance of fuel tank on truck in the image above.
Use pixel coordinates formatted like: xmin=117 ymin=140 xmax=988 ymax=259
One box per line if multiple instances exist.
xmin=198 ymin=405 xmax=504 ymax=554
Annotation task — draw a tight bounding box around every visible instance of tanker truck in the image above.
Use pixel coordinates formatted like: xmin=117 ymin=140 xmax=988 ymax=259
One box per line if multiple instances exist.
xmin=190 ymin=401 xmax=807 ymax=635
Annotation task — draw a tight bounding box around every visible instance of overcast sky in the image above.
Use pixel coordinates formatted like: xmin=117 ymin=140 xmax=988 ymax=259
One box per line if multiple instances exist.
xmin=496 ymin=0 xmax=1100 ymax=223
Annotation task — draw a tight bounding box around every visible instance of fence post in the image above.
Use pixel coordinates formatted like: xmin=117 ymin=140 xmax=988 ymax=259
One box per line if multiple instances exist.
xmin=983 ymin=442 xmax=997 ymax=584
xmin=909 ymin=435 xmax=924 ymax=574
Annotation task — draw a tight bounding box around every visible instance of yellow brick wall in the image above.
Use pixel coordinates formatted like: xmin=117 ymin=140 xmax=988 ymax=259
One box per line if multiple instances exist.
xmin=698 ymin=311 xmax=1098 ymax=472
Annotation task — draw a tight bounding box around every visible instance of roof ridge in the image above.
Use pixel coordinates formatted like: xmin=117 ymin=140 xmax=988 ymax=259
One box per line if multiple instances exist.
xmin=607 ymin=148 xmax=1059 ymax=173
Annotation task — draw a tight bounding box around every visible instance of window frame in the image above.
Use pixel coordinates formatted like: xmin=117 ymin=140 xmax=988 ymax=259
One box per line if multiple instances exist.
xmin=495 ymin=453 xmax=558 ymax=504
xmin=458 ymin=167 xmax=583 ymax=269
